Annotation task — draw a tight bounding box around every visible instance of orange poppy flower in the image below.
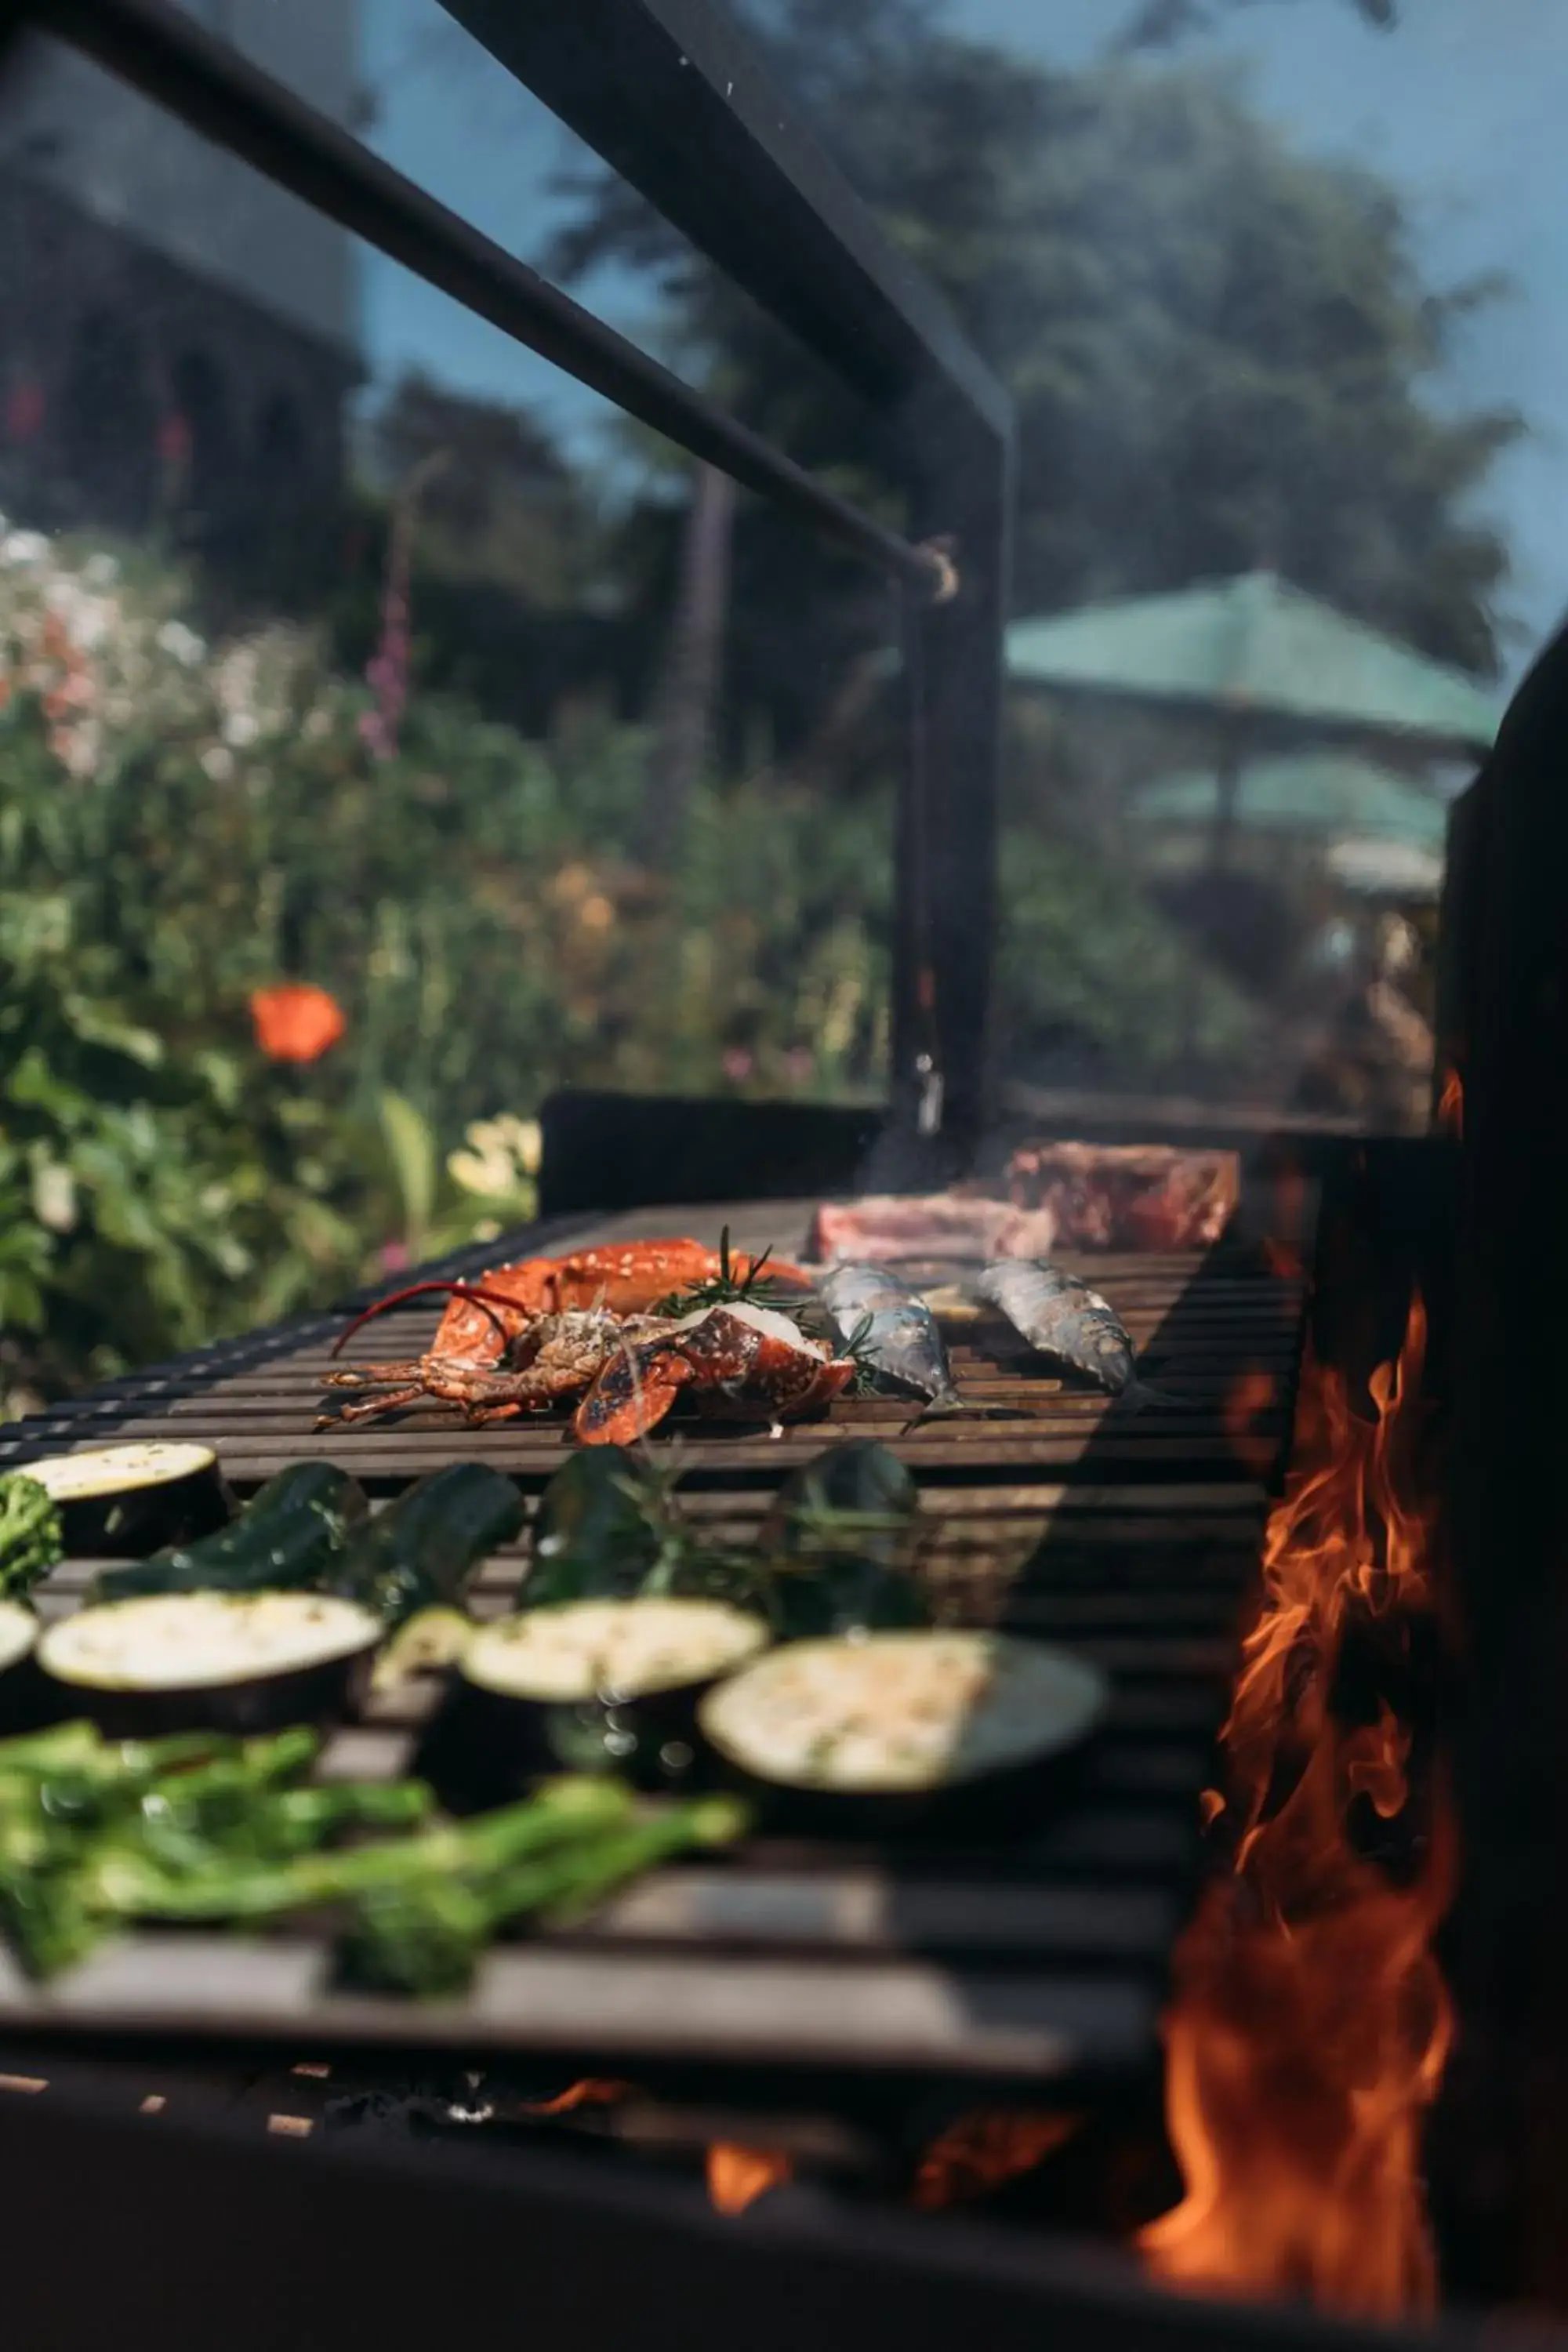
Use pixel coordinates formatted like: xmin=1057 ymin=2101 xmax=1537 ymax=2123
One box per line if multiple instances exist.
xmin=249 ymin=983 xmax=346 ymax=1064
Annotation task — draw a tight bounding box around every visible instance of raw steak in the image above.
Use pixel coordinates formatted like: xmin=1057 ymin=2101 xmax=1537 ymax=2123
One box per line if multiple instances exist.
xmin=1002 ymin=1141 xmax=1240 ymax=1250
xmin=807 ymin=1193 xmax=1058 ymax=1266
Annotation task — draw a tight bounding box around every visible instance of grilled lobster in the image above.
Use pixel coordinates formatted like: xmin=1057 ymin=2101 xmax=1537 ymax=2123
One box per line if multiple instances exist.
xmin=317 ymin=1239 xmax=840 ymax=1444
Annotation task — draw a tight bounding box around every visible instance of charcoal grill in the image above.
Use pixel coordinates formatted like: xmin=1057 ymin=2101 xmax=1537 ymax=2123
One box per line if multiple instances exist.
xmin=0 ymin=0 xmax=1545 ymax=2339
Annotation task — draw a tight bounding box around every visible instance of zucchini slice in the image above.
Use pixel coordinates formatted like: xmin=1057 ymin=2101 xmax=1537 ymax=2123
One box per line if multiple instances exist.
xmin=38 ymin=1589 xmax=381 ymax=1737
xmin=419 ymin=1597 xmax=770 ymax=1806
xmin=0 ymin=1601 xmax=40 ymax=1733
xmin=332 ymin=1465 xmax=522 ymax=1628
xmin=93 ymin=1461 xmax=366 ymax=1604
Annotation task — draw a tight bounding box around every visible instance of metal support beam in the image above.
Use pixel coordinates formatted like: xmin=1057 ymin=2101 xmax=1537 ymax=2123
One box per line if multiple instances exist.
xmin=441 ymin=0 xmax=1016 ymax=1147
xmin=436 ymin=0 xmax=1009 ymax=438
xmin=31 ymin=0 xmax=947 ymax=598
xmin=889 ymin=390 xmax=1014 ymax=1160
xmin=31 ymin=0 xmax=1016 ymax=1145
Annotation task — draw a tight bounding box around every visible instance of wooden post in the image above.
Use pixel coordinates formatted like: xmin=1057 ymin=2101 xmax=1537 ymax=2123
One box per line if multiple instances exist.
xmin=641 ymin=460 xmax=735 ymax=868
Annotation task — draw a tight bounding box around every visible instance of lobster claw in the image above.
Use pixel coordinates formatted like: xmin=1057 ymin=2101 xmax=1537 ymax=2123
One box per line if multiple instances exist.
xmin=573 ymin=1344 xmax=694 ymax=1445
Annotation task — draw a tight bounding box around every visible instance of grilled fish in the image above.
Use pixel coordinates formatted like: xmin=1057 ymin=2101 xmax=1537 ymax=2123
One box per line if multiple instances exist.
xmin=816 ymin=1261 xmax=964 ymax=1414
xmin=975 ymin=1261 xmax=1178 ymax=1409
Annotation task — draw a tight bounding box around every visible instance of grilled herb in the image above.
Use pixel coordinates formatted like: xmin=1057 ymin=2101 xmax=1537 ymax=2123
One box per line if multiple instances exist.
xmin=0 ymin=1473 xmax=64 ymax=1602
xmin=654 ymin=1226 xmax=795 ymax=1315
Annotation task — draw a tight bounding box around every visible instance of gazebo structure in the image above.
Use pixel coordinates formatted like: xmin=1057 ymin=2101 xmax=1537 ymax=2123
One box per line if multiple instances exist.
xmin=1007 ymin=569 xmax=1499 ymax=869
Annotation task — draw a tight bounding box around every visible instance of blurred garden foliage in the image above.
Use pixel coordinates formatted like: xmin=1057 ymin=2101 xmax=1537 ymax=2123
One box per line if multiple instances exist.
xmin=0 ymin=524 xmax=1254 ymax=1409
xmin=0 ymin=4 xmax=1512 ymax=1404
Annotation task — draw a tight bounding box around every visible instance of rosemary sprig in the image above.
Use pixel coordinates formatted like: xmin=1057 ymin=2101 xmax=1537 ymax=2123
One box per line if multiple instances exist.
xmin=610 ymin=1450 xmax=775 ymax=1619
xmin=778 ymin=1499 xmax=917 ymax=1563
xmin=654 ymin=1226 xmax=799 ymax=1316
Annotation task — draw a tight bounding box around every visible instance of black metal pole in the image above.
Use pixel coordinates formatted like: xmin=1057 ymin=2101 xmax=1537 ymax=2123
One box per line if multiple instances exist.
xmin=883 ymin=384 xmax=1014 ymax=1167
xmin=31 ymin=0 xmax=947 ymax=601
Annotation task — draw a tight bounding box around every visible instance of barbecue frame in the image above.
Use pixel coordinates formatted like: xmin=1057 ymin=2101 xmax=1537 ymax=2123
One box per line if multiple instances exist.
xmin=10 ymin=0 xmax=1014 ymax=1149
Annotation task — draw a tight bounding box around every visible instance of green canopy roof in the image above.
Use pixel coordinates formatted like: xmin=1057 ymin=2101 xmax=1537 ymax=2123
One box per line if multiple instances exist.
xmin=1129 ymin=752 xmax=1450 ymax=848
xmin=1007 ymin=571 xmax=1499 ymax=753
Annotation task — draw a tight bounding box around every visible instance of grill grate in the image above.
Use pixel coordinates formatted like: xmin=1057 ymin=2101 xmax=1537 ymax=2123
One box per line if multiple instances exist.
xmin=0 ymin=1192 xmax=1312 ymax=2090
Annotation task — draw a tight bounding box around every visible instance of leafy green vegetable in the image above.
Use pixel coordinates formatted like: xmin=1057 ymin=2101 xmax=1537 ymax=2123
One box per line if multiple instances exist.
xmin=0 ymin=1472 xmax=64 ymax=1600
xmin=0 ymin=1715 xmax=742 ymax=1998
xmin=338 ymin=1793 xmax=749 ymax=1998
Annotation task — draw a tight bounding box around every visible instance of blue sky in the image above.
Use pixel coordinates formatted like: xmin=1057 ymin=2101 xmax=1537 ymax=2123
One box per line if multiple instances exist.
xmin=354 ymin=0 xmax=1568 ymax=683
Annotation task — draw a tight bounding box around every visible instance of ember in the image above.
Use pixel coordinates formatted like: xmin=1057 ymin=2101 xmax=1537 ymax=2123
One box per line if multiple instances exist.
xmin=1139 ymin=1291 xmax=1454 ymax=2318
xmin=524 ymin=2079 xmax=634 ymax=2116
xmin=706 ymin=2143 xmax=793 ymax=2214
xmin=1222 ymin=1367 xmax=1280 ymax=1481
xmin=1435 ymin=1064 xmax=1464 ymax=1140
xmin=911 ymin=2111 xmax=1080 ymax=2210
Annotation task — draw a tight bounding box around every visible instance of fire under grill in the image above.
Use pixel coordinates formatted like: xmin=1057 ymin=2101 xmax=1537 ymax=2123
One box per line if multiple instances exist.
xmin=0 ymin=1192 xmax=1310 ymax=2112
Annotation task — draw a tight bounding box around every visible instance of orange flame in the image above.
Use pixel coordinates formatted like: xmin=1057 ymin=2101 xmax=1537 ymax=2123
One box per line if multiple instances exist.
xmin=912 ymin=2111 xmax=1080 ymax=2210
xmin=1139 ymin=1291 xmax=1454 ymax=2318
xmin=1435 ymin=1065 xmax=1464 ymax=1140
xmin=707 ymin=2144 xmax=793 ymax=2214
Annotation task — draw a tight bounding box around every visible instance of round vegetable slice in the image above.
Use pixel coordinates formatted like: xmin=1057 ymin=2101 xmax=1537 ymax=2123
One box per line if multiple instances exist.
xmin=38 ymin=1590 xmax=381 ymax=1737
xmin=25 ymin=1443 xmax=232 ymax=1558
xmin=699 ymin=1629 xmax=1109 ymax=1834
xmin=419 ymin=1597 xmax=771 ymax=1807
xmin=0 ymin=1602 xmax=36 ymax=1681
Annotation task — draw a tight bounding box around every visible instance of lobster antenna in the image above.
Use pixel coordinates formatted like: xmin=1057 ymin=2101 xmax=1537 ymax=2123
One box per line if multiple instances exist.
xmin=330 ymin=1280 xmax=528 ymax=1359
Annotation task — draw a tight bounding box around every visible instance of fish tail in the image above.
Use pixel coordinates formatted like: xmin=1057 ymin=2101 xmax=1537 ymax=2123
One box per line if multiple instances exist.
xmin=906 ymin=1388 xmax=1019 ymax=1428
xmin=1123 ymin=1377 xmax=1185 ymax=1414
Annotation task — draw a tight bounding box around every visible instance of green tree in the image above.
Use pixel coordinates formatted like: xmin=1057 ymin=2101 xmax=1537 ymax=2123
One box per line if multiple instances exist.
xmin=552 ymin=0 xmax=1517 ymax=774
xmin=1114 ymin=0 xmax=1396 ymax=49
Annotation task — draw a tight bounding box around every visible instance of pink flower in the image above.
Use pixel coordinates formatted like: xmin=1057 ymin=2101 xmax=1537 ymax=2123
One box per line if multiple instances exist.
xmin=379 ymin=1240 xmax=410 ymax=1273
xmin=784 ymin=1047 xmax=814 ymax=1083
xmin=722 ymin=1047 xmax=753 ymax=1083
xmin=158 ymin=410 xmax=192 ymax=470
xmin=5 ymin=378 xmax=44 ymax=444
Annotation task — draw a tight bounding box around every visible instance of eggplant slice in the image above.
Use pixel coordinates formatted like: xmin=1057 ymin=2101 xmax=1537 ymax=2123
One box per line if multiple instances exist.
xmin=38 ymin=1590 xmax=382 ymax=1738
xmin=420 ymin=1598 xmax=771 ymax=1806
xmin=699 ymin=1630 xmax=1109 ymax=1835
xmin=24 ymin=1443 xmax=232 ymax=1558
xmin=0 ymin=1601 xmax=42 ymax=1733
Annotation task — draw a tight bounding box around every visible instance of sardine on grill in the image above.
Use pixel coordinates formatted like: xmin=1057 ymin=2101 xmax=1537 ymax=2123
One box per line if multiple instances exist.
xmin=975 ymin=1260 xmax=1178 ymax=1410
xmin=816 ymin=1261 xmax=964 ymax=1413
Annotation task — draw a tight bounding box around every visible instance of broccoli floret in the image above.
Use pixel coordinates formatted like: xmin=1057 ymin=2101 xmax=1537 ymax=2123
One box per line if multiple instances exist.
xmin=0 ymin=1473 xmax=63 ymax=1601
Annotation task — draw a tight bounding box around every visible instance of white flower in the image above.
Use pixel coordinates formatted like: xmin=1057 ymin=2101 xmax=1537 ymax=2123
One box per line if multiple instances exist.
xmin=200 ymin=744 xmax=235 ymax=782
xmin=82 ymin=553 xmax=119 ymax=589
xmin=31 ymin=1160 xmax=78 ymax=1233
xmin=448 ymin=1145 xmax=516 ymax=1199
xmin=55 ymin=722 xmax=103 ymax=779
xmin=1 ymin=530 xmax=48 ymax=565
xmin=157 ymin=619 xmax=206 ymax=666
xmin=223 ymin=710 xmax=260 ymax=747
xmin=46 ymin=579 xmax=114 ymax=652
